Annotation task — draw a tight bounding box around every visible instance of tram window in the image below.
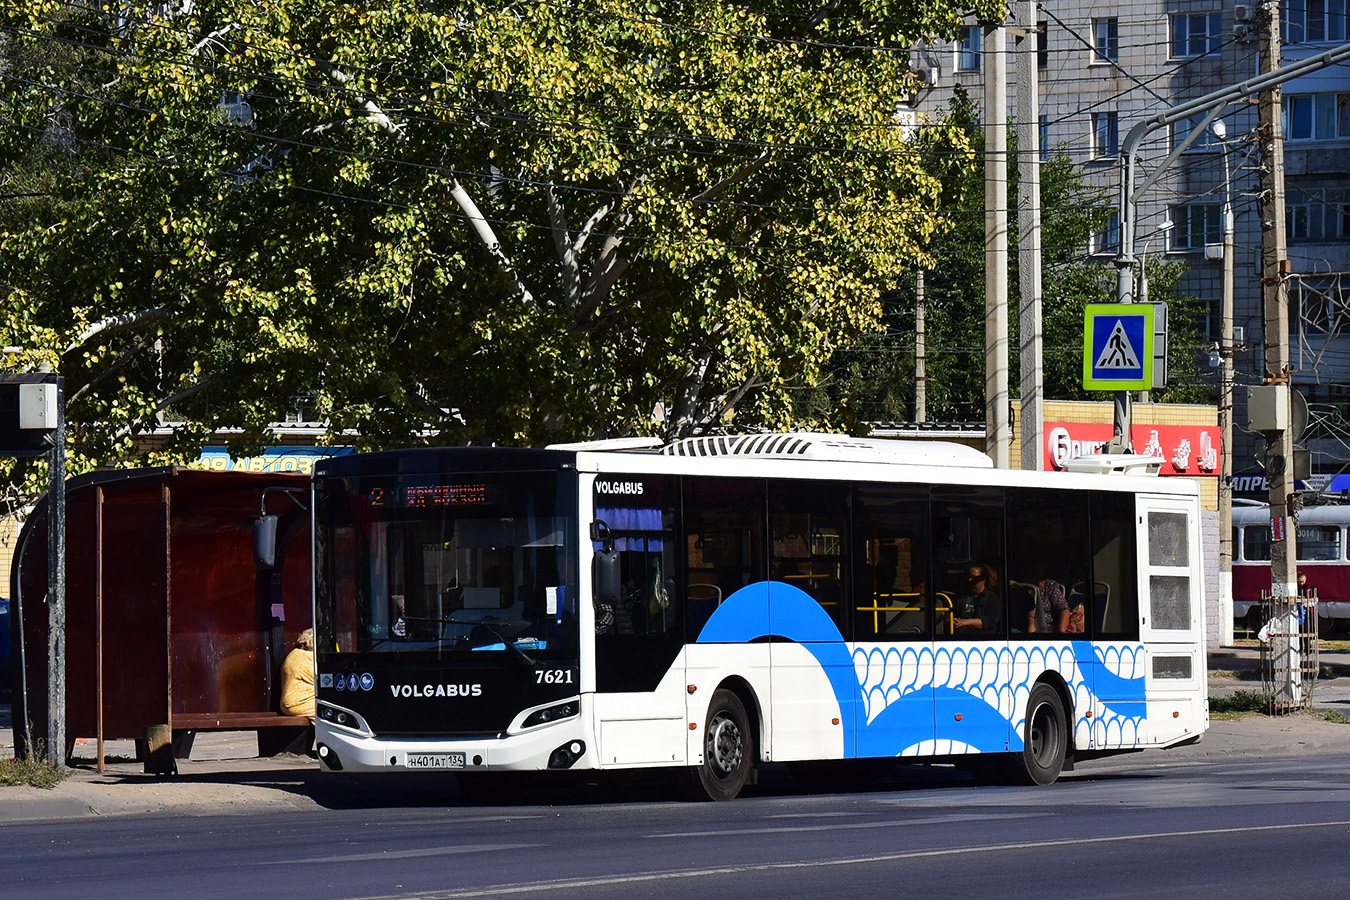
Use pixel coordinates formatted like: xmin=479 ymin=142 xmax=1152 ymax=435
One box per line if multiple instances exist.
xmin=770 ymin=480 xmax=849 ymax=636
xmin=683 ymin=477 xmax=766 ymax=639
xmin=853 ymin=483 xmax=929 ymax=641
xmin=1296 ymin=526 xmax=1340 ymax=562
xmin=1007 ymin=488 xmax=1088 ymax=638
xmin=1244 ymin=525 xmax=1272 ymax=561
xmin=933 ymin=486 xmax=1005 ymax=639
xmin=1090 ymin=491 xmax=1138 ymax=639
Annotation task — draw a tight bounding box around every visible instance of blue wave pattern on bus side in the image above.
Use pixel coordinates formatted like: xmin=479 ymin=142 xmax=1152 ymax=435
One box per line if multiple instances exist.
xmin=696 ymin=582 xmax=1147 ymax=757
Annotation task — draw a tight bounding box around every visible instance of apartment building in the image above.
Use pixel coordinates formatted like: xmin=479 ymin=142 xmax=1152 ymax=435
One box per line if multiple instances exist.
xmin=910 ymin=2 xmax=1350 ymax=496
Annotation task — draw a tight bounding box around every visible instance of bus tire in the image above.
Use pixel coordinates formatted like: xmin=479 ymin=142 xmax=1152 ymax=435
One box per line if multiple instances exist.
xmin=682 ymin=689 xmax=754 ymax=801
xmin=1011 ymin=683 xmax=1067 ymax=786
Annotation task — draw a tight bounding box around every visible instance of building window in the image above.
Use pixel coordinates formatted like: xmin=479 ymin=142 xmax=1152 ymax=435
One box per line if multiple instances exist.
xmin=1287 ymin=188 xmax=1350 ymax=241
xmin=1171 ymin=12 xmax=1223 ymax=58
xmin=958 ymin=26 xmax=982 ymax=71
xmin=1092 ymin=17 xmax=1119 ymax=63
xmin=1284 ymin=0 xmax=1348 ymax=43
xmin=1284 ymin=92 xmax=1350 ymax=141
xmin=1039 ymin=114 xmax=1050 ymax=160
xmin=1092 ymin=211 xmax=1121 ymax=255
xmin=1171 ymin=114 xmax=1223 ymax=151
xmin=1292 ymin=274 xmax=1350 ymax=334
xmin=1171 ymin=204 xmax=1221 ymax=250
xmin=1092 ymin=111 xmax=1119 ymax=158
xmin=1038 ymin=21 xmax=1048 ymax=68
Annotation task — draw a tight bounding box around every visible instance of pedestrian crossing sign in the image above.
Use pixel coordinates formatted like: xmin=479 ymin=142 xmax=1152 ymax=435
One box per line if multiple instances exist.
xmin=1082 ymin=304 xmax=1155 ymax=391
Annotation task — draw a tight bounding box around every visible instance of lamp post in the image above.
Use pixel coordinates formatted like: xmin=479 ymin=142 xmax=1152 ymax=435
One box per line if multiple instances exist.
xmin=1214 ymin=118 xmax=1237 ymax=647
xmin=1137 ymin=220 xmax=1175 ymax=305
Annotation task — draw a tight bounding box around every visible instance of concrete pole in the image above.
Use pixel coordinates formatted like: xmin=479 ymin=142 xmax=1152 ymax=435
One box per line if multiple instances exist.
xmin=45 ymin=375 xmax=66 ymax=766
xmin=1217 ymin=123 xmax=1236 ymax=647
xmin=1258 ymin=0 xmax=1297 ymax=599
xmin=985 ymin=21 xmax=1010 ymax=468
xmin=915 ymin=269 xmax=927 ymax=423
xmin=1015 ymin=0 xmax=1043 ymax=471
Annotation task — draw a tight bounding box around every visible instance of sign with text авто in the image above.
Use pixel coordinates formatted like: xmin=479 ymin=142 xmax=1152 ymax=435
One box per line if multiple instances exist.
xmin=1082 ymin=303 xmax=1154 ymax=391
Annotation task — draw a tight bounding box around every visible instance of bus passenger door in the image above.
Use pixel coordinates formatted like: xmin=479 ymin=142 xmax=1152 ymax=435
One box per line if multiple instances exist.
xmin=1136 ymin=494 xmax=1205 ymax=746
xmin=591 ymin=476 xmax=688 ymax=767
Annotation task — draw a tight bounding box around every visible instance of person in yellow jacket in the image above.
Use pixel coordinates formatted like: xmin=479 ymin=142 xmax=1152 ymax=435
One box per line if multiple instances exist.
xmin=280 ymin=628 xmax=316 ymax=721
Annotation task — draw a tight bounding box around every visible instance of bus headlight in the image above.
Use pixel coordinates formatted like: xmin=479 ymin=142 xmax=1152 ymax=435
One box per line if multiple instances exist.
xmin=521 ymin=699 xmax=580 ymax=729
xmin=318 ymin=701 xmax=372 ymax=736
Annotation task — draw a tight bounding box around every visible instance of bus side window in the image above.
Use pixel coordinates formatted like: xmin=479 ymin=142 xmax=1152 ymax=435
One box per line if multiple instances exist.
xmin=683 ymin=477 xmax=766 ymax=640
xmin=1091 ymin=491 xmax=1138 ymax=639
xmin=770 ymin=481 xmax=849 ymax=636
xmin=1007 ymin=487 xmax=1087 ymax=638
xmin=933 ymin=486 xmax=1006 ymax=639
xmin=853 ymin=483 xmax=929 ymax=641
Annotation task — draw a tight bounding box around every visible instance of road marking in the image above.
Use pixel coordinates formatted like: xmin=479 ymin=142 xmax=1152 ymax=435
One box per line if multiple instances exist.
xmin=652 ymin=811 xmax=1043 ymax=838
xmin=258 ymin=844 xmax=541 ymax=865
xmin=345 ymin=819 xmax=1350 ymax=899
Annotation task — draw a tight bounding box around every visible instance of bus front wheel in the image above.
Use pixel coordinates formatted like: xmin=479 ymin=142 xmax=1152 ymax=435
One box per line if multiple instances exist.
xmin=1010 ymin=683 xmax=1067 ymax=786
xmin=682 ymin=689 xmax=755 ymax=801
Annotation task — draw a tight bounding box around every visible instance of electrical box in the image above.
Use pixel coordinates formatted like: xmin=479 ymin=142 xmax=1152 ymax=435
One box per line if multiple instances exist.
xmin=1248 ymin=384 xmax=1289 ymax=431
xmin=18 ymin=382 xmax=57 ymax=430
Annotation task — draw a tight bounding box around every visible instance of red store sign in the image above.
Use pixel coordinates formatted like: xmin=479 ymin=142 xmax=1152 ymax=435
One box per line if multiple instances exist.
xmin=1043 ymin=422 xmax=1219 ymax=476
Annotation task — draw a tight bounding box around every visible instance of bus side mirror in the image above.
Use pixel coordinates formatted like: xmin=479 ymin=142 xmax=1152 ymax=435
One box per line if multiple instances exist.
xmin=253 ymin=515 xmax=278 ymax=570
xmin=594 ymin=548 xmax=621 ymax=608
xmin=591 ymin=519 xmax=620 ymax=607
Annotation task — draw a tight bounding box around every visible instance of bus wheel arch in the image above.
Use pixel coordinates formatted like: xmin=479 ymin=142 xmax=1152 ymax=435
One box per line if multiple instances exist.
xmin=681 ymin=680 xmax=759 ymax=801
xmin=1010 ymin=678 xmax=1071 ymax=786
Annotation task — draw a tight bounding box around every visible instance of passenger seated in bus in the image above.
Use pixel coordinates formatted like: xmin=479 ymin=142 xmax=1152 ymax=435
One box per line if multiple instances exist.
xmin=1025 ymin=559 xmax=1070 ymax=634
xmin=953 ymin=564 xmax=1001 ymax=635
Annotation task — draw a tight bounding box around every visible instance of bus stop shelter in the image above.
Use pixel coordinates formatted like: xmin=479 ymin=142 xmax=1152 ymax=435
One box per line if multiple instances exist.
xmin=9 ymin=467 xmax=313 ymax=770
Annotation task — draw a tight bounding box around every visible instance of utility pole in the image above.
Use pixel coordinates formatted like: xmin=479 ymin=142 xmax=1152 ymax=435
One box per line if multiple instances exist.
xmin=915 ymin=269 xmax=927 ymax=423
xmin=44 ymin=372 xmax=66 ymax=767
xmin=1258 ymin=0 xmax=1297 ymax=597
xmin=1216 ymin=119 xmax=1236 ymax=648
xmin=1015 ymin=0 xmax=1043 ymax=471
xmin=985 ymin=19 xmax=1010 ymax=468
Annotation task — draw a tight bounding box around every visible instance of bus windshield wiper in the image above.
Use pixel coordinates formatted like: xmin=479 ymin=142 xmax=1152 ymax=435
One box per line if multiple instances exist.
xmin=470 ymin=621 xmax=538 ymax=667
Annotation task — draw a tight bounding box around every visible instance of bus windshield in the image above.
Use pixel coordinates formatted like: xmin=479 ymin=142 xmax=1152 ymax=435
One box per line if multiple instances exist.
xmin=315 ymin=468 xmax=579 ymax=658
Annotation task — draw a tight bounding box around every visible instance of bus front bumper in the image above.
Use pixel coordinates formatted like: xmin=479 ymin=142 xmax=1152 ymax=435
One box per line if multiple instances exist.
xmin=315 ymin=720 xmax=591 ymax=774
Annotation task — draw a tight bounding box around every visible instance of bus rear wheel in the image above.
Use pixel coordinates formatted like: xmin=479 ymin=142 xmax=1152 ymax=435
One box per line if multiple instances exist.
xmin=1009 ymin=683 xmax=1068 ymax=786
xmin=682 ymin=689 xmax=754 ymax=801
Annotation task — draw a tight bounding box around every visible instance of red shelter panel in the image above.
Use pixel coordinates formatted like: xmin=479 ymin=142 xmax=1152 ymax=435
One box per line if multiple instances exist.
xmin=10 ymin=468 xmax=312 ymax=750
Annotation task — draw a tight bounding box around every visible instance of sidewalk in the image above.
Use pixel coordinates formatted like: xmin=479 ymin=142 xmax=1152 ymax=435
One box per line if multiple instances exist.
xmin=0 ymin=647 xmax=1347 ymax=822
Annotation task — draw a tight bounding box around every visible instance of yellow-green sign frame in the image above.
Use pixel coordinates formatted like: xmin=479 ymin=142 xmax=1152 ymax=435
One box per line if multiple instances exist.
xmin=1082 ymin=303 xmax=1155 ymax=391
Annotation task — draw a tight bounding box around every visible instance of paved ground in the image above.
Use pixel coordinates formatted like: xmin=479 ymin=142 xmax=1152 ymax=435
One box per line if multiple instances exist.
xmin=0 ymin=645 xmax=1347 ymax=823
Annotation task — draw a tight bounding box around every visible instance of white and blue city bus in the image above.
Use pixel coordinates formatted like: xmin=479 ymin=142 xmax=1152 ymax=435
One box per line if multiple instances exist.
xmin=310 ymin=433 xmax=1207 ymax=800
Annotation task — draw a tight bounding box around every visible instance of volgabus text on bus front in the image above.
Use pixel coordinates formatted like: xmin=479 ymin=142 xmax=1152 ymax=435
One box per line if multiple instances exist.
xmin=1044 ymin=422 xmax=1220 ymax=475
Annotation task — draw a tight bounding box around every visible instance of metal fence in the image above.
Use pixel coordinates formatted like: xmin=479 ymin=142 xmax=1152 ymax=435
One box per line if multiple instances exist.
xmin=1258 ymin=592 xmax=1320 ymax=714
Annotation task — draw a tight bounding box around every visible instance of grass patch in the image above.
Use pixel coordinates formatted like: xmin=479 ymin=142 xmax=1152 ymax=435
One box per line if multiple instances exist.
xmin=1211 ymin=690 xmax=1272 ymax=717
xmin=0 ymin=746 xmax=71 ymax=790
xmin=1316 ymin=708 xmax=1350 ymax=725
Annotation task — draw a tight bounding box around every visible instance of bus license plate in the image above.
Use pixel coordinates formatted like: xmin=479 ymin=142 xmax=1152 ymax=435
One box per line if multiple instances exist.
xmin=406 ymin=753 xmax=466 ymax=769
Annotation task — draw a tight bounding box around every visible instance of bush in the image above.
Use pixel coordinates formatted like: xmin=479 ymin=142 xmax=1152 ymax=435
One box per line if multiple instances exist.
xmin=1210 ymin=690 xmax=1271 ymax=715
xmin=0 ymin=744 xmax=70 ymax=790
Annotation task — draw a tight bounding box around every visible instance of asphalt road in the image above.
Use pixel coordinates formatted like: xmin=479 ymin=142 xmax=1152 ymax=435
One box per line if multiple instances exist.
xmin=4 ymin=751 xmax=1350 ymax=900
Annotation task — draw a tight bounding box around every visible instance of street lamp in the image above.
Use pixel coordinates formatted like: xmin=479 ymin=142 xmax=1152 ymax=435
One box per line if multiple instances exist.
xmin=1213 ymin=117 xmax=1238 ymax=647
xmin=1137 ymin=220 xmax=1175 ymax=305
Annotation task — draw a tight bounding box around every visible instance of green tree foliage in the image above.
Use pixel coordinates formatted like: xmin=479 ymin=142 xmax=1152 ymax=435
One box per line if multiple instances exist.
xmin=0 ymin=0 xmax=997 ymax=490
xmin=828 ymin=92 xmax=1211 ymax=425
